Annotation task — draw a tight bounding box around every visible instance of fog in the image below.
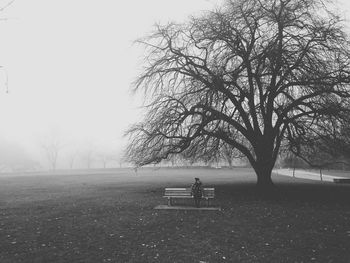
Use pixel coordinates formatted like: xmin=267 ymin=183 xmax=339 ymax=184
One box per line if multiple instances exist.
xmin=0 ymin=0 xmax=349 ymax=171
xmin=0 ymin=0 xmax=225 ymax=171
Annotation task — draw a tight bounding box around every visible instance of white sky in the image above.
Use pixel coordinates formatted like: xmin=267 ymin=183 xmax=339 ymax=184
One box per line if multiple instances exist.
xmin=0 ymin=0 xmax=349 ymax=164
xmin=0 ymin=0 xmax=222 ymax=157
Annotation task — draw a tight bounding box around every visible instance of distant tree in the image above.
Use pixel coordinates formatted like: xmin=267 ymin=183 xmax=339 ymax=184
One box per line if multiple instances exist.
xmin=220 ymin=143 xmax=245 ymax=168
xmin=67 ymin=150 xmax=78 ymax=169
xmin=0 ymin=140 xmax=39 ymax=172
xmin=40 ymin=130 xmax=63 ymax=171
xmin=98 ymin=153 xmax=109 ymax=169
xmin=80 ymin=143 xmax=96 ymax=169
xmin=81 ymin=149 xmax=94 ymax=169
xmin=97 ymin=151 xmax=120 ymax=169
xmin=125 ymin=0 xmax=350 ymax=192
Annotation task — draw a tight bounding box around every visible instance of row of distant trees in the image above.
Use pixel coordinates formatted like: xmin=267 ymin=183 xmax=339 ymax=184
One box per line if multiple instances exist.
xmin=0 ymin=135 xmax=123 ymax=172
xmin=41 ymin=145 xmax=122 ymax=171
xmin=39 ymin=134 xmax=123 ymax=171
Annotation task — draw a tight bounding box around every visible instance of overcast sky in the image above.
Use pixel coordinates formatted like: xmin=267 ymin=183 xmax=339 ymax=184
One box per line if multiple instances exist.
xmin=0 ymin=0 xmax=222 ymax=156
xmin=0 ymin=0 xmax=349 ymax=165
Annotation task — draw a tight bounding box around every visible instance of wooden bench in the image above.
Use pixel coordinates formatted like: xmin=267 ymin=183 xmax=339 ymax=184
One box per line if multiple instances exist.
xmin=163 ymin=187 xmax=215 ymax=206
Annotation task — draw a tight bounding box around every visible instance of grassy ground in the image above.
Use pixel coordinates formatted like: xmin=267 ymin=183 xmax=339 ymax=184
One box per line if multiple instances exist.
xmin=0 ymin=168 xmax=349 ymax=263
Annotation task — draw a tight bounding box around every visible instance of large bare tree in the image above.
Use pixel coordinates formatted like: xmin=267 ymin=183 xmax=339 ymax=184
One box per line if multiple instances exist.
xmin=125 ymin=0 xmax=350 ymax=191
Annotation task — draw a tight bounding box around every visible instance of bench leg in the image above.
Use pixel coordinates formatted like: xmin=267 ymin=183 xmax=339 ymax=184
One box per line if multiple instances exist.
xmin=168 ymin=198 xmax=171 ymax=206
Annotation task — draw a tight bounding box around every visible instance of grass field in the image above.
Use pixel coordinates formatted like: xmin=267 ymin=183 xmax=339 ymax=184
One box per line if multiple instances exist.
xmin=0 ymin=168 xmax=349 ymax=263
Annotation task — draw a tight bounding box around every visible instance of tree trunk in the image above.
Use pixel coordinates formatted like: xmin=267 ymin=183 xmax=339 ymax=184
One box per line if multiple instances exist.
xmin=252 ymin=135 xmax=277 ymax=195
xmin=253 ymin=159 xmax=275 ymax=196
xmin=256 ymin=167 xmax=274 ymax=188
xmin=226 ymin=157 xmax=233 ymax=169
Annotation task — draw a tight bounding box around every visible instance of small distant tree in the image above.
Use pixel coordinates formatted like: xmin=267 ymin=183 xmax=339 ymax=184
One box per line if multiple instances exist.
xmin=0 ymin=140 xmax=39 ymax=172
xmin=67 ymin=150 xmax=78 ymax=169
xmin=220 ymin=143 xmax=245 ymax=168
xmin=81 ymin=148 xmax=95 ymax=169
xmin=98 ymin=153 xmax=108 ymax=169
xmin=40 ymin=130 xmax=63 ymax=171
xmin=97 ymin=151 xmax=119 ymax=169
xmin=126 ymin=0 xmax=350 ymax=192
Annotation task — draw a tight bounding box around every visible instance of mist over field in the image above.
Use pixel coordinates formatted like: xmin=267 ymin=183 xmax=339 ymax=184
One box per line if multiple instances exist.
xmin=0 ymin=0 xmax=223 ymax=171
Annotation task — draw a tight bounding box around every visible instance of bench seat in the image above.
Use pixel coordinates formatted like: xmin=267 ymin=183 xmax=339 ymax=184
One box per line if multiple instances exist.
xmin=163 ymin=187 xmax=215 ymax=206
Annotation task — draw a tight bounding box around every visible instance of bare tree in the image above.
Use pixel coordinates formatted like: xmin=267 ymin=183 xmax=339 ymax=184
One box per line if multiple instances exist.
xmin=96 ymin=152 xmax=116 ymax=168
xmin=67 ymin=150 xmax=78 ymax=169
xmin=221 ymin=143 xmax=244 ymax=168
xmin=80 ymin=143 xmax=96 ymax=169
xmin=40 ymin=131 xmax=63 ymax=171
xmin=125 ymin=0 xmax=350 ymax=192
xmin=0 ymin=140 xmax=39 ymax=172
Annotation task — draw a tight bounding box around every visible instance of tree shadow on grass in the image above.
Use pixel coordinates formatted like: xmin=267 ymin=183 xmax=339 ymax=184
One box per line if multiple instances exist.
xmin=275 ymin=182 xmax=350 ymax=205
xmin=215 ymin=181 xmax=350 ymax=206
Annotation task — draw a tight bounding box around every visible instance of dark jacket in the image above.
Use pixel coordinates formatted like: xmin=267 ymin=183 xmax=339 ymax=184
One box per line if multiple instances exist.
xmin=191 ymin=181 xmax=203 ymax=199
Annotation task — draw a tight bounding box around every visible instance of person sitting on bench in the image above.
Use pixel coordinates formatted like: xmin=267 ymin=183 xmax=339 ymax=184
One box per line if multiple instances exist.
xmin=191 ymin=177 xmax=203 ymax=208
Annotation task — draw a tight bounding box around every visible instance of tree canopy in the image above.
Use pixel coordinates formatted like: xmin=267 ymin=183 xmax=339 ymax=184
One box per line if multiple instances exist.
xmin=125 ymin=0 xmax=350 ymax=190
